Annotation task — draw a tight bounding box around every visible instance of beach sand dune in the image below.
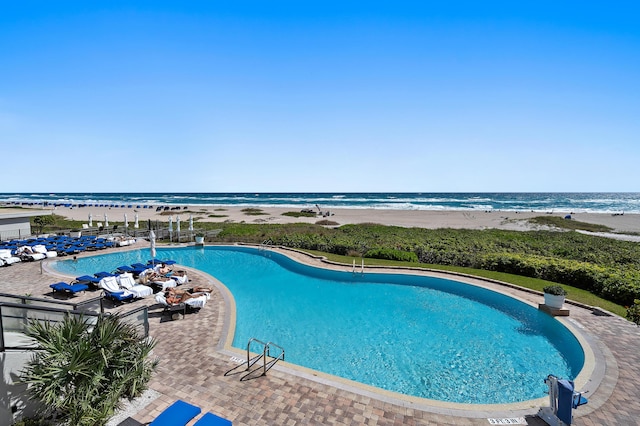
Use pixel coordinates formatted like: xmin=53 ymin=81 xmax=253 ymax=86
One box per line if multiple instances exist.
xmin=19 ymin=204 xmax=640 ymax=235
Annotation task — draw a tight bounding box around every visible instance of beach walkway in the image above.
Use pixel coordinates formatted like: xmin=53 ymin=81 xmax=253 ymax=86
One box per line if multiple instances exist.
xmin=2 ymin=243 xmax=639 ymax=425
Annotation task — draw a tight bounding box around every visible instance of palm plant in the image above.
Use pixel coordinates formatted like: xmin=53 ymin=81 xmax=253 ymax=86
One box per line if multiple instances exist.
xmin=20 ymin=314 xmax=158 ymax=426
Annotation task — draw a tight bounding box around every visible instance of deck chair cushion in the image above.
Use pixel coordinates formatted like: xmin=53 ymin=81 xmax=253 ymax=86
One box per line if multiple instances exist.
xmin=50 ymin=282 xmax=89 ymax=294
xmin=193 ymin=412 xmax=233 ymax=426
xmin=150 ymin=400 xmax=201 ymax=426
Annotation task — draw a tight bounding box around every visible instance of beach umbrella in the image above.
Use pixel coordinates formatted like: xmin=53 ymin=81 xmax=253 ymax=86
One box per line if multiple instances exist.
xmin=176 ymin=215 xmax=181 ymax=242
xmin=104 ymin=213 xmax=109 ymax=228
xmin=149 ymin=229 xmax=156 ymax=261
xmin=88 ymin=213 xmax=93 ymax=228
xmin=168 ymin=216 xmax=173 ymax=242
xmin=134 ymin=213 xmax=139 ymax=229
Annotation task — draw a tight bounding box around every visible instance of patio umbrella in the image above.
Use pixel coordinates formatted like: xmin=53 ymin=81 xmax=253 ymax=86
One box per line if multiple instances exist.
xmin=88 ymin=213 xmax=93 ymax=228
xmin=104 ymin=213 xmax=109 ymax=228
xmin=176 ymin=215 xmax=181 ymax=242
xmin=168 ymin=216 xmax=173 ymax=242
xmin=134 ymin=213 xmax=139 ymax=229
xmin=149 ymin=229 xmax=156 ymax=261
xmin=124 ymin=213 xmax=128 ymax=229
xmin=188 ymin=215 xmax=193 ymax=231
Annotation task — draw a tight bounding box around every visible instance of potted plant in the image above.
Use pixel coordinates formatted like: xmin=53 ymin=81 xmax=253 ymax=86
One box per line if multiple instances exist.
xmin=194 ymin=233 xmax=205 ymax=244
xmin=543 ymin=285 xmax=567 ymax=309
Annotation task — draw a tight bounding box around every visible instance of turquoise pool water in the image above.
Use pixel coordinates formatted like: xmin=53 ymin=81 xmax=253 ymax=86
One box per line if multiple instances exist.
xmin=53 ymin=246 xmax=584 ymax=404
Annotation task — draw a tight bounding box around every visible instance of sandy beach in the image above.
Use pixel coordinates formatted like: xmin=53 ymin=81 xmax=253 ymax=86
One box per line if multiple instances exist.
xmin=25 ymin=203 xmax=640 ymax=235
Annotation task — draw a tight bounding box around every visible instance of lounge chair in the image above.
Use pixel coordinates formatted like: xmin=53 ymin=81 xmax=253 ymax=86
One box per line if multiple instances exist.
xmin=73 ymin=275 xmax=101 ymax=289
xmin=155 ymin=292 xmax=208 ymax=318
xmin=95 ymin=271 xmax=116 ymax=279
xmin=115 ymin=265 xmax=135 ymax=274
xmin=130 ymin=263 xmax=152 ymax=276
xmin=31 ymin=244 xmax=58 ymax=258
xmin=50 ymin=282 xmax=89 ymax=296
xmin=150 ymin=400 xmax=201 ymax=426
xmin=140 ymin=269 xmax=178 ymax=290
xmin=0 ymin=249 xmax=20 ymax=265
xmin=117 ymin=273 xmax=153 ymax=298
xmin=194 ymin=412 xmax=232 ymax=426
xmin=17 ymin=246 xmax=46 ymax=261
xmin=99 ymin=276 xmax=134 ymax=304
xmin=172 ymin=270 xmax=189 ymax=285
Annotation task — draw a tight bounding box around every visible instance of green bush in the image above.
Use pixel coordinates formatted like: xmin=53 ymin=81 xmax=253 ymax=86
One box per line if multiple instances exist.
xmin=20 ymin=314 xmax=157 ymax=426
xmin=626 ymin=299 xmax=640 ymax=326
xmin=365 ymin=248 xmax=419 ymax=263
xmin=477 ymin=253 xmax=640 ymax=306
xmin=543 ymin=285 xmax=567 ymax=296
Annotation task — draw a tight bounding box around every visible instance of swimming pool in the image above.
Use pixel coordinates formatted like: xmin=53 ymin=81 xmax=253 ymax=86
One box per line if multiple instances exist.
xmin=53 ymin=245 xmax=585 ymax=404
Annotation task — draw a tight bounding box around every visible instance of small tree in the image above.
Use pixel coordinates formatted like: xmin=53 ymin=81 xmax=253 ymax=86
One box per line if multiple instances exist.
xmin=20 ymin=314 xmax=157 ymax=425
xmin=32 ymin=215 xmax=55 ymax=236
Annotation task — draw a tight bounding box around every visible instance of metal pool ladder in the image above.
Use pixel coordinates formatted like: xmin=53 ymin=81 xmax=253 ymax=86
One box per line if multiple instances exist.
xmin=225 ymin=338 xmax=285 ymax=381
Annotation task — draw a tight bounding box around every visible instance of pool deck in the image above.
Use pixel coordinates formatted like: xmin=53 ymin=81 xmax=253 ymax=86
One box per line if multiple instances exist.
xmin=2 ymin=242 xmax=640 ymax=425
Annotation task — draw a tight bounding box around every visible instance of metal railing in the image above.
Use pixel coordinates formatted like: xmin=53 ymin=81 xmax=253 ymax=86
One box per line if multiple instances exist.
xmin=0 ymin=293 xmax=103 ymax=313
xmin=224 ymin=338 xmax=285 ymax=380
xmin=0 ymin=297 xmax=149 ymax=352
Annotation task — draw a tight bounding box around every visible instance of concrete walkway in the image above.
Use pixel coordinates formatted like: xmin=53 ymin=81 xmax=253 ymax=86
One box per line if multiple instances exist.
xmin=2 ymin=243 xmax=639 ymax=425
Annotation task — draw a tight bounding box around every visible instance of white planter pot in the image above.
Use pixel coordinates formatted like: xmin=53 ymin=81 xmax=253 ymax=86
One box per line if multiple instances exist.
xmin=195 ymin=236 xmax=204 ymax=244
xmin=544 ymin=293 xmax=565 ymax=309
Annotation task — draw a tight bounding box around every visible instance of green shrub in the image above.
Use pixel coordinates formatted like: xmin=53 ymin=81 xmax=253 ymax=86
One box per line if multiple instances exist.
xmin=626 ymin=300 xmax=640 ymax=326
xmin=543 ymin=285 xmax=567 ymax=296
xmin=282 ymin=211 xmax=317 ymax=218
xmin=365 ymin=248 xmax=419 ymax=263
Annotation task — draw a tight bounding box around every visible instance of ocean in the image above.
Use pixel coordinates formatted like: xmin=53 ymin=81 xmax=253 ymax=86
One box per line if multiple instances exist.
xmin=1 ymin=193 xmax=638 ymax=214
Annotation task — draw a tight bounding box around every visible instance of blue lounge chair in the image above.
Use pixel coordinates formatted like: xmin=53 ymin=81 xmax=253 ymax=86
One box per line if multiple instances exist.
xmin=95 ymin=271 xmax=115 ymax=279
xmin=194 ymin=412 xmax=232 ymax=426
xmin=74 ymin=275 xmax=101 ymax=288
xmin=50 ymin=282 xmax=89 ymax=295
xmin=150 ymin=400 xmax=201 ymax=426
xmin=114 ymin=265 xmax=134 ymax=273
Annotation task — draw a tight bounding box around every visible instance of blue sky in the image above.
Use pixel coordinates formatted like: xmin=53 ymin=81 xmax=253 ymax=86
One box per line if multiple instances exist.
xmin=2 ymin=1 xmax=638 ymax=192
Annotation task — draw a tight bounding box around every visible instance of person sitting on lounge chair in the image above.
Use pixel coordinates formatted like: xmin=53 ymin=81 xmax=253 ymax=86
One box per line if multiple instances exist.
xmin=155 ymin=263 xmax=172 ymax=275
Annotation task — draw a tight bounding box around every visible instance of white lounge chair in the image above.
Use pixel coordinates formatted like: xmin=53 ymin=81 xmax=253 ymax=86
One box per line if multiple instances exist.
xmin=99 ymin=276 xmax=135 ymax=304
xmin=172 ymin=271 xmax=189 ymax=285
xmin=117 ymin=273 xmax=153 ymax=298
xmin=17 ymin=246 xmax=46 ymax=261
xmin=155 ymin=292 xmax=208 ymax=318
xmin=156 ymin=278 xmax=177 ymax=290
xmin=32 ymin=244 xmax=58 ymax=258
xmin=0 ymin=249 xmax=21 ymax=265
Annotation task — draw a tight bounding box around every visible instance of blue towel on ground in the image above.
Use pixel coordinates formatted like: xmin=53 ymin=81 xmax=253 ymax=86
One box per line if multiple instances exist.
xmin=557 ymin=379 xmax=574 ymax=425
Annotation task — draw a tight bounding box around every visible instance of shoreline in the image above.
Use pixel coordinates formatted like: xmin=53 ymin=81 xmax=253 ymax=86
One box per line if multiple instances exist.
xmin=10 ymin=203 xmax=640 ymax=234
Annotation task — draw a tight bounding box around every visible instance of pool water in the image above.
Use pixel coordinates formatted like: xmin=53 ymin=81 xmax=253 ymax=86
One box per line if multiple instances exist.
xmin=53 ymin=246 xmax=584 ymax=404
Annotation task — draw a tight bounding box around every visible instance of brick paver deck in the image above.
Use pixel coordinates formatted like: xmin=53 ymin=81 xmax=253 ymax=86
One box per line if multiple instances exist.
xmin=2 ymin=242 xmax=639 ymax=425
